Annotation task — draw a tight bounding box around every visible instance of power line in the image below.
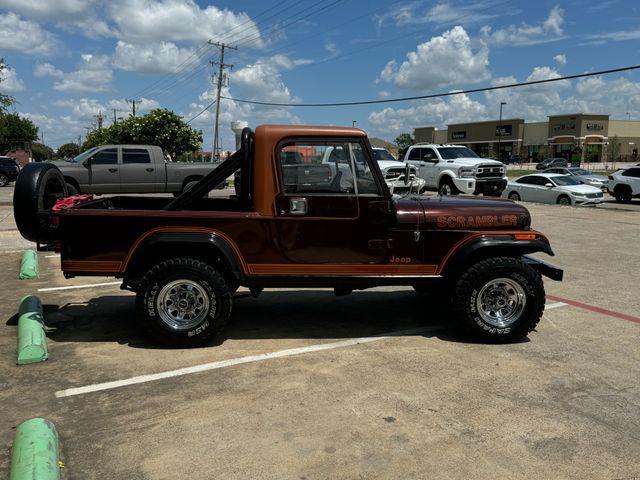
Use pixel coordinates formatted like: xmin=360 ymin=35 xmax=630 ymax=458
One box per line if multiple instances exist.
xmin=186 ymin=99 xmax=217 ymax=124
xmin=221 ymin=64 xmax=640 ymax=107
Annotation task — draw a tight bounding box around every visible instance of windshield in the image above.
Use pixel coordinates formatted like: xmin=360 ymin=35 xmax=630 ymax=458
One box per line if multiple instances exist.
xmin=570 ymin=168 xmax=591 ymax=175
xmin=68 ymin=147 xmax=100 ymax=163
xmin=552 ymin=176 xmax=582 ymax=186
xmin=372 ymin=149 xmax=396 ymax=161
xmin=437 ymin=147 xmax=479 ymax=159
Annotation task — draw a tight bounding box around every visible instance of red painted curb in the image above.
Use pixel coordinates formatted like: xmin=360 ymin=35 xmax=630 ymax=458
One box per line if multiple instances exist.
xmin=547 ymin=295 xmax=640 ymax=325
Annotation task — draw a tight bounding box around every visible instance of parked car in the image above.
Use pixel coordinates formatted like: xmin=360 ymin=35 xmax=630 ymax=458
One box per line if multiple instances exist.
xmin=375 ymin=157 xmax=426 ymax=194
xmin=535 ymin=158 xmax=568 ymax=170
xmin=543 ymin=167 xmax=609 ymax=191
xmin=13 ymin=124 xmax=562 ymax=346
xmin=502 ymin=154 xmax=522 ymax=165
xmin=607 ymin=166 xmax=640 ymax=203
xmin=403 ymin=144 xmax=507 ymax=196
xmin=0 ymin=156 xmax=20 ymax=187
xmin=503 ymin=173 xmax=604 ymax=205
xmin=51 ymin=145 xmax=218 ymax=196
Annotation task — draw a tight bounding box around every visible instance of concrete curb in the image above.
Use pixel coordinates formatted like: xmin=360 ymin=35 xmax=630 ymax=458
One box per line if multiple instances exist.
xmin=17 ymin=295 xmax=48 ymax=365
xmin=10 ymin=418 xmax=60 ymax=480
xmin=19 ymin=250 xmax=39 ymax=280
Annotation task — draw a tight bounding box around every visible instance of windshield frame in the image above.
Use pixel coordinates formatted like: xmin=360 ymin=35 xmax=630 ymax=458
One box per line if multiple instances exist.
xmin=68 ymin=147 xmax=100 ymax=163
xmin=437 ymin=146 xmax=479 ymax=159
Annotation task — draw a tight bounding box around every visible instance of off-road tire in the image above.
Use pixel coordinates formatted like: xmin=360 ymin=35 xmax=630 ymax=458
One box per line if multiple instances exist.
xmin=508 ymin=191 xmax=521 ymax=201
xmin=0 ymin=173 xmax=8 ymax=187
xmin=556 ymin=195 xmax=571 ymax=206
xmin=438 ymin=177 xmax=459 ymax=196
xmin=13 ymin=162 xmax=68 ymax=242
xmin=65 ymin=182 xmax=79 ymax=195
xmin=614 ymin=185 xmax=632 ymax=204
xmin=136 ymin=257 xmax=232 ymax=347
xmin=451 ymin=256 xmax=545 ymax=342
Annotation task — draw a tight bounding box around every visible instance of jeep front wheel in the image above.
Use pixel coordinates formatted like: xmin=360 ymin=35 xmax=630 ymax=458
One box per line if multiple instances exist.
xmin=136 ymin=257 xmax=232 ymax=347
xmin=451 ymin=256 xmax=544 ymax=342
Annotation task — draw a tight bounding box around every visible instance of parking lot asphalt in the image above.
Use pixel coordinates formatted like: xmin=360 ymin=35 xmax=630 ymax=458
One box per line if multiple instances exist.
xmin=1 ymin=195 xmax=639 ymax=479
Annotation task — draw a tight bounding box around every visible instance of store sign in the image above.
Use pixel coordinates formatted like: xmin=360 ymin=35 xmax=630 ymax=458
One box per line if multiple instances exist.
xmin=586 ymin=123 xmax=604 ymax=131
xmin=495 ymin=125 xmax=512 ymax=137
xmin=451 ymin=131 xmax=466 ymax=139
xmin=553 ymin=123 xmax=576 ymax=131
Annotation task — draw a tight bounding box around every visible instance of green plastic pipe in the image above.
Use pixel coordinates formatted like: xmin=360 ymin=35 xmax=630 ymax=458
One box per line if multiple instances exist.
xmin=19 ymin=250 xmax=39 ymax=280
xmin=17 ymin=295 xmax=48 ymax=365
xmin=10 ymin=418 xmax=60 ymax=480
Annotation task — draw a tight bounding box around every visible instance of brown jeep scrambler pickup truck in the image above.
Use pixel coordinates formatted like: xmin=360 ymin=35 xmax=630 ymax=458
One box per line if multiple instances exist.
xmin=14 ymin=125 xmax=562 ymax=346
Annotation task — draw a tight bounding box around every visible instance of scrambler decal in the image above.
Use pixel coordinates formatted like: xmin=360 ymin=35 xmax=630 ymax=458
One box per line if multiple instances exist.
xmin=437 ymin=214 xmax=519 ymax=229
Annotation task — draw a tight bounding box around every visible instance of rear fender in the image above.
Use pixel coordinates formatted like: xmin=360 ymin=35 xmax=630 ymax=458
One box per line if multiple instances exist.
xmin=124 ymin=231 xmax=245 ymax=283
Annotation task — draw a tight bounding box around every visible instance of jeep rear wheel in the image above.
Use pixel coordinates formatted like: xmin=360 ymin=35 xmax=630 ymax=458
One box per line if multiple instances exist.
xmin=136 ymin=257 xmax=232 ymax=347
xmin=438 ymin=178 xmax=458 ymax=196
xmin=451 ymin=256 xmax=545 ymax=342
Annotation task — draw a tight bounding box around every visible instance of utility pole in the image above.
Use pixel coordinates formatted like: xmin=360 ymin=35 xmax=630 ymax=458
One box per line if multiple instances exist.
xmin=112 ymin=108 xmax=119 ymax=125
xmin=497 ymin=101 xmax=506 ymax=161
xmin=126 ymin=99 xmax=140 ymax=117
xmin=209 ymin=41 xmax=237 ymax=161
xmin=94 ymin=111 xmax=104 ymax=129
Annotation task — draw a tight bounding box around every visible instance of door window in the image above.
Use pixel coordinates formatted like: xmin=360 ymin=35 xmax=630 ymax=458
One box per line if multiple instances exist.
xmin=622 ymin=168 xmax=640 ymax=178
xmin=408 ymin=148 xmax=422 ymax=160
xmin=278 ymin=140 xmax=379 ymax=195
xmin=422 ymin=148 xmax=437 ymax=161
xmin=122 ymin=148 xmax=151 ymax=164
xmin=91 ymin=148 xmax=117 ymax=165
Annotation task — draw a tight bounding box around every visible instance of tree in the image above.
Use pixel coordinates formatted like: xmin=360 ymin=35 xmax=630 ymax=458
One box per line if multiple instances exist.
xmin=57 ymin=142 xmax=81 ymax=159
xmin=394 ymin=133 xmax=414 ymax=159
xmin=83 ymin=108 xmax=202 ymax=158
xmin=31 ymin=142 xmax=54 ymax=161
xmin=0 ymin=58 xmax=15 ymax=113
xmin=0 ymin=112 xmax=38 ymax=154
xmin=608 ymin=135 xmax=620 ymax=163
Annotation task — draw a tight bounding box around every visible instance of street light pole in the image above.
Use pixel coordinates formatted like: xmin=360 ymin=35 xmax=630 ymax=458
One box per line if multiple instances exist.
xmin=498 ymin=102 xmax=506 ymax=161
xmin=352 ymin=120 xmax=357 ymax=127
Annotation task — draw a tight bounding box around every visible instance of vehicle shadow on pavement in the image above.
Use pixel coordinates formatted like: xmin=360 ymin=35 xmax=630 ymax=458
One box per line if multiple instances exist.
xmin=15 ymin=290 xmax=512 ymax=348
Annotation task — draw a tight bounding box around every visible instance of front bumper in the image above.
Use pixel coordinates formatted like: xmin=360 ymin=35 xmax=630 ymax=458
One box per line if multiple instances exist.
xmin=523 ymin=255 xmax=564 ymax=281
xmin=387 ymin=177 xmax=426 ymax=193
xmin=453 ymin=177 xmax=508 ymax=195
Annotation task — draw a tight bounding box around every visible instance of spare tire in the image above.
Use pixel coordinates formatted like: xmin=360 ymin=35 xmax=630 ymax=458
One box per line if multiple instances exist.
xmin=13 ymin=163 xmax=68 ymax=242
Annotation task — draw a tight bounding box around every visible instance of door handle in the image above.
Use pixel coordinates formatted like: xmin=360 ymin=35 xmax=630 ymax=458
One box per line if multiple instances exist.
xmin=108 ymin=168 xmax=118 ymax=173
xmin=146 ymin=168 xmax=154 ymax=172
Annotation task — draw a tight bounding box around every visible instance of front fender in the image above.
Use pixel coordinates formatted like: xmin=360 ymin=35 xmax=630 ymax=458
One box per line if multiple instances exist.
xmin=440 ymin=232 xmax=556 ymax=277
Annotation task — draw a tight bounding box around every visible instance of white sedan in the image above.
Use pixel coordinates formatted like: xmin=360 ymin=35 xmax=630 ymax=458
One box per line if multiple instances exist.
xmin=503 ymin=173 xmax=604 ymax=205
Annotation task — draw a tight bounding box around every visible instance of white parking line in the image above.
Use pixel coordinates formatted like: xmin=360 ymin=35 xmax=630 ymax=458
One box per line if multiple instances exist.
xmin=38 ymin=281 xmax=121 ymax=292
xmin=545 ymin=301 xmax=568 ymax=310
xmin=55 ymin=325 xmax=445 ymax=398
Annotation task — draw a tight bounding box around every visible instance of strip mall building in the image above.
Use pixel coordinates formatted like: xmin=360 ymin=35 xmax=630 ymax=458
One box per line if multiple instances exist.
xmin=414 ymin=113 xmax=640 ymax=162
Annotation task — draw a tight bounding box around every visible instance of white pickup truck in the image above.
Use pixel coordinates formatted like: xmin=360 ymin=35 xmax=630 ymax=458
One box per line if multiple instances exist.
xmin=403 ymin=144 xmax=507 ymax=196
xmin=52 ymin=145 xmax=218 ymax=196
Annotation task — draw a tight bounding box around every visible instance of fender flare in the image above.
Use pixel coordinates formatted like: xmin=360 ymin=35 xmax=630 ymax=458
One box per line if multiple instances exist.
xmin=438 ymin=232 xmax=554 ymax=276
xmin=437 ymin=171 xmax=457 ymax=186
xmin=123 ymin=229 xmax=246 ymax=282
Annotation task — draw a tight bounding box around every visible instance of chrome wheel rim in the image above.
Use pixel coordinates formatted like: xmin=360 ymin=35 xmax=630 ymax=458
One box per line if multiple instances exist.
xmin=476 ymin=277 xmax=526 ymax=328
xmin=440 ymin=184 xmax=451 ymax=195
xmin=157 ymin=279 xmax=211 ymax=330
xmin=509 ymin=193 xmax=519 ymax=201
xmin=0 ymin=175 xmax=7 ymax=186
xmin=559 ymin=197 xmax=570 ymax=205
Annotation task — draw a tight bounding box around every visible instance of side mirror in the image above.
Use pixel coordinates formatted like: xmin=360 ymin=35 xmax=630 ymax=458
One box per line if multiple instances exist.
xmin=82 ymin=157 xmax=91 ymax=167
xmin=404 ymin=163 xmax=411 ymax=186
xmin=545 ymin=183 xmax=554 ymax=188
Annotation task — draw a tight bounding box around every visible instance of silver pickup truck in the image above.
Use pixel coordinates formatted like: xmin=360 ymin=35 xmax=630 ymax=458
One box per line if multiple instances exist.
xmin=52 ymin=145 xmax=218 ymax=195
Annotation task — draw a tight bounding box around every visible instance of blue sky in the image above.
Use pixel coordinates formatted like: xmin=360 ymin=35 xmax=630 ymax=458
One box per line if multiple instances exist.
xmin=1 ymin=0 xmax=640 ymax=150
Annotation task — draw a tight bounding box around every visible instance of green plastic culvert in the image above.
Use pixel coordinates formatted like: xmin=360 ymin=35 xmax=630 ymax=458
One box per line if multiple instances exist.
xmin=10 ymin=418 xmax=60 ymax=480
xmin=19 ymin=250 xmax=39 ymax=280
xmin=17 ymin=295 xmax=48 ymax=365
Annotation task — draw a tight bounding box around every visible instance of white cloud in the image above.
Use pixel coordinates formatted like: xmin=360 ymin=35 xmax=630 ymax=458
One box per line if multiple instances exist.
xmin=107 ymin=0 xmax=262 ymax=46
xmin=0 ymin=66 xmax=25 ymax=93
xmin=553 ymin=54 xmax=566 ymax=67
xmin=378 ymin=1 xmax=504 ymax=27
xmin=54 ymin=54 xmax=113 ymax=93
xmin=0 ymin=0 xmax=95 ymax=20
xmin=0 ymin=12 xmax=57 ymax=55
xmin=114 ymin=41 xmax=196 ymax=74
xmin=480 ymin=6 xmax=565 ymax=46
xmin=379 ymin=26 xmax=490 ymax=90
xmin=587 ymin=28 xmax=640 ymax=42
xmin=368 ymin=93 xmax=487 ymax=135
xmin=33 ymin=62 xmax=64 ymax=79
